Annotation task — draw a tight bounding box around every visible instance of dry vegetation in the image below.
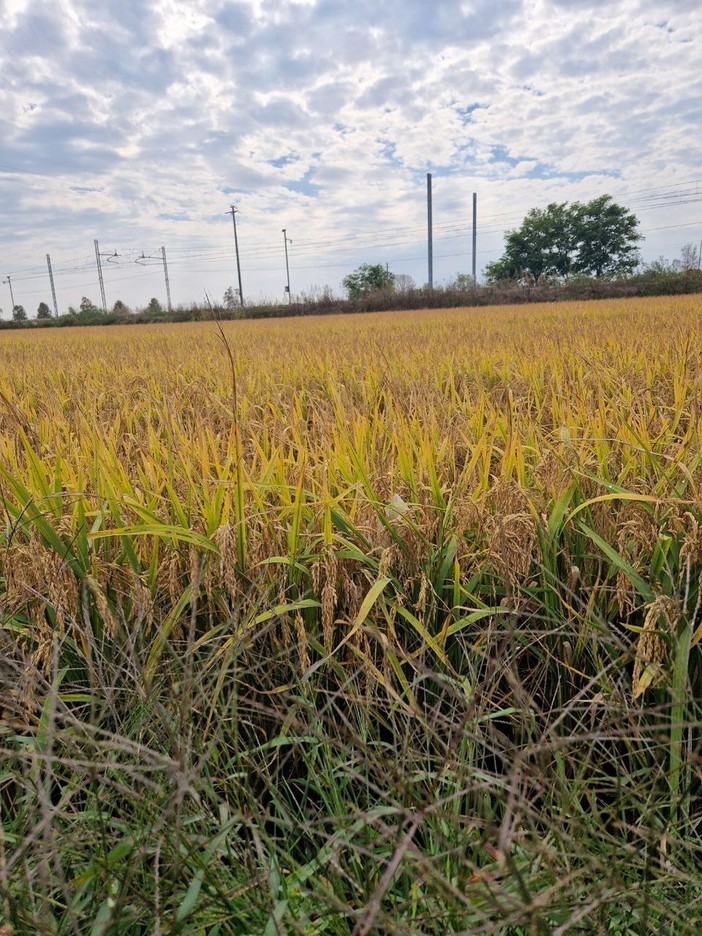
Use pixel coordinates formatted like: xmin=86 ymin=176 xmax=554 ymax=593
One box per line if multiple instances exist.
xmin=1 ymin=296 xmax=702 ymax=933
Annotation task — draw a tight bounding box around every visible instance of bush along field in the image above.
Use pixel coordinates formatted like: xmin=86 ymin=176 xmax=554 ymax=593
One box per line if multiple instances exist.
xmin=1 ymin=295 xmax=702 ymax=934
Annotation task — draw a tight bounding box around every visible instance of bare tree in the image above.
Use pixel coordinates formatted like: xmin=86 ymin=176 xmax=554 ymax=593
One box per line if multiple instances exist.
xmin=680 ymin=242 xmax=700 ymax=271
xmin=394 ymin=274 xmax=415 ymax=292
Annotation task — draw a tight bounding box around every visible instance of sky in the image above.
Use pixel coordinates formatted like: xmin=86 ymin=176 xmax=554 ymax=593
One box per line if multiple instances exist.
xmin=1 ymin=0 xmax=701 ymax=316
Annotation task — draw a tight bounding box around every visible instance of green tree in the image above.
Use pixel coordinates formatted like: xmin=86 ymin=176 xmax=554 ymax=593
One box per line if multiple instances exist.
xmin=450 ymin=273 xmax=475 ymax=291
xmin=485 ymin=202 xmax=574 ymax=284
xmin=571 ymin=195 xmax=641 ymax=278
xmin=342 ymin=263 xmax=395 ymax=298
xmin=80 ymin=296 xmax=99 ymax=313
xmin=112 ymin=299 xmax=130 ymax=313
xmin=482 ymin=256 xmax=519 ymax=283
xmin=12 ymin=304 xmax=27 ymax=322
xmin=645 ymin=256 xmax=679 ymax=275
xmin=36 ymin=301 xmax=52 ymax=319
xmin=485 ymin=196 xmax=641 ymax=283
xmin=147 ymin=297 xmax=163 ymax=314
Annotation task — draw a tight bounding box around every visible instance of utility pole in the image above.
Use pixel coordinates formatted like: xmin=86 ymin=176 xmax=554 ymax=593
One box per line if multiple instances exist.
xmin=161 ymin=246 xmax=172 ymax=311
xmin=226 ymin=205 xmax=244 ymax=306
xmin=94 ymin=239 xmax=107 ymax=312
xmin=472 ymin=192 xmax=477 ymax=284
xmin=427 ymin=173 xmax=433 ymax=289
xmin=136 ymin=249 xmax=172 ymax=311
xmin=282 ymin=228 xmax=292 ymax=304
xmin=3 ymin=274 xmax=15 ymax=314
xmin=46 ymin=254 xmax=59 ymax=316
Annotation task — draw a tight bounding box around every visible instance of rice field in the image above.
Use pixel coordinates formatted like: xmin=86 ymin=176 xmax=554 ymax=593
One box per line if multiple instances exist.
xmin=2 ymin=295 xmax=702 ymax=933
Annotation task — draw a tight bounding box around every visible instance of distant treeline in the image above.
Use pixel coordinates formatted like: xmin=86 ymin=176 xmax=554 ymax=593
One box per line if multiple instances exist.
xmin=2 ymin=267 xmax=702 ymax=330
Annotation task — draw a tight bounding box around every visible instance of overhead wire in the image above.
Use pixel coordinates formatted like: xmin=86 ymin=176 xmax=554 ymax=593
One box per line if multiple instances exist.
xmin=4 ymin=178 xmax=701 ymax=300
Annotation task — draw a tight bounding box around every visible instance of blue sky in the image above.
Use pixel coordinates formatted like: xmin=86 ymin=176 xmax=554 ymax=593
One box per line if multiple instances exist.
xmin=1 ymin=0 xmax=701 ymax=314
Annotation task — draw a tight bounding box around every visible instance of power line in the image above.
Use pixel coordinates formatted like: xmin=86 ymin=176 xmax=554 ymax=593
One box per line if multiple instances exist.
xmin=7 ymin=212 xmax=701 ymax=289
xmin=6 ymin=205 xmax=701 ymax=288
xmin=3 ymin=176 xmax=701 ymax=308
xmin=17 ymin=179 xmax=691 ymax=270
xmin=641 ymin=219 xmax=702 ymax=233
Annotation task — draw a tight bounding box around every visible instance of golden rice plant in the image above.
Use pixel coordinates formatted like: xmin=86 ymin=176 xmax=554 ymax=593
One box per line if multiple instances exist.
xmin=2 ymin=294 xmax=702 ymax=931
xmin=1 ymin=296 xmax=702 ymax=678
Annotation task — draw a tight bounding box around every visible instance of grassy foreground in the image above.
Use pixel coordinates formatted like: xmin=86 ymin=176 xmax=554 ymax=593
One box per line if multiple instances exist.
xmin=1 ymin=296 xmax=702 ymax=933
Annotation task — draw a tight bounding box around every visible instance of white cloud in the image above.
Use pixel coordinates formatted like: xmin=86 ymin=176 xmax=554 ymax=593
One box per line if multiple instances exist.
xmin=1 ymin=0 xmax=701 ymax=313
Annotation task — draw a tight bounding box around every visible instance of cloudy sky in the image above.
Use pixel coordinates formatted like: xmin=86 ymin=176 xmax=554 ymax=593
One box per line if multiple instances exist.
xmin=1 ymin=0 xmax=701 ymax=315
